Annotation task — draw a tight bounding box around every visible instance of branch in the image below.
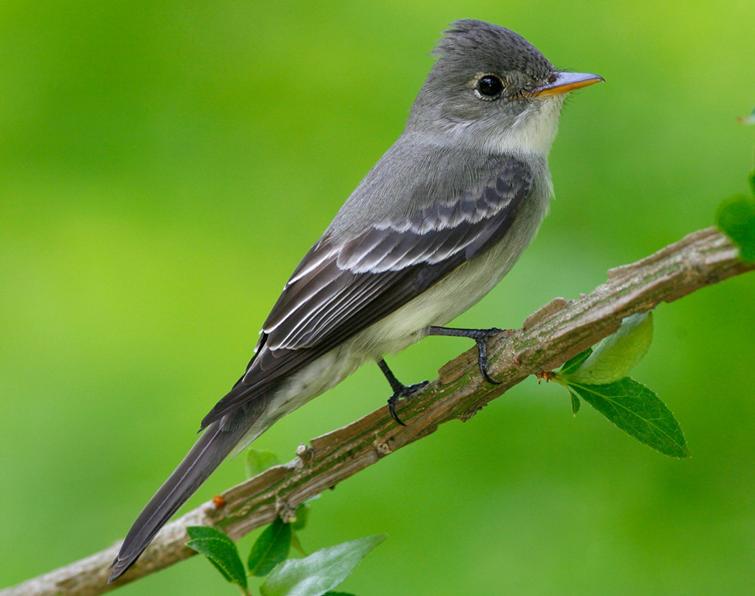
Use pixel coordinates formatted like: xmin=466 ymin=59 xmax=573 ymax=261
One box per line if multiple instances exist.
xmin=5 ymin=228 xmax=752 ymax=596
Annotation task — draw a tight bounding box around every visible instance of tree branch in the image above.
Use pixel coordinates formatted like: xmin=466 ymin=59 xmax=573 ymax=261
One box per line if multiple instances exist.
xmin=4 ymin=228 xmax=752 ymax=596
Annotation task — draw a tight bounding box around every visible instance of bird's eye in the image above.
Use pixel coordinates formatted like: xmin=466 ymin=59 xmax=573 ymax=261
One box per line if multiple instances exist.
xmin=474 ymin=75 xmax=504 ymax=101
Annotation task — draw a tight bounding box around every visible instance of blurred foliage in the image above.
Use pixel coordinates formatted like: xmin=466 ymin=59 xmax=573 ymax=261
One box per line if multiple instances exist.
xmin=0 ymin=1 xmax=753 ymax=594
xmin=717 ymin=171 xmax=755 ymax=261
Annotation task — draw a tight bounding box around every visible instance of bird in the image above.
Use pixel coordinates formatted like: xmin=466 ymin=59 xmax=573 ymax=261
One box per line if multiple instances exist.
xmin=109 ymin=18 xmax=602 ymax=582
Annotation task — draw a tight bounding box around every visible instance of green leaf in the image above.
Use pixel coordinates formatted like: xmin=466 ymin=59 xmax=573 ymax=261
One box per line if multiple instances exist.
xmin=717 ymin=193 xmax=755 ymax=262
xmin=568 ymin=388 xmax=581 ymax=415
xmin=245 ymin=449 xmax=280 ymax=478
xmin=187 ymin=526 xmax=232 ymax=540
xmin=186 ymin=526 xmax=248 ymax=591
xmin=248 ymin=518 xmax=292 ymax=576
xmin=570 ymin=378 xmax=688 ymax=458
xmin=323 ymin=593 xmax=356 ymax=595
xmin=291 ymin=504 xmax=309 ymax=531
xmin=560 ymin=348 xmax=593 ymax=375
xmin=564 ymin=313 xmax=653 ymax=384
xmin=260 ymin=535 xmax=385 ymax=596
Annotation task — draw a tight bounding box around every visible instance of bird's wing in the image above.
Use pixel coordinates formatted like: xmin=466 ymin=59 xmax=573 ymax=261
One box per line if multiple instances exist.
xmin=201 ymin=155 xmax=534 ymax=428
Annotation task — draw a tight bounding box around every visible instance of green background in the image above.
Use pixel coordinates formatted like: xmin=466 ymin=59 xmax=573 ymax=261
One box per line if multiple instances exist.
xmin=1 ymin=1 xmax=752 ymax=594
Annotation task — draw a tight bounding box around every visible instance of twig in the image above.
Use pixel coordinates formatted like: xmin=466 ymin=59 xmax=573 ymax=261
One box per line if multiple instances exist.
xmin=3 ymin=227 xmax=752 ymax=596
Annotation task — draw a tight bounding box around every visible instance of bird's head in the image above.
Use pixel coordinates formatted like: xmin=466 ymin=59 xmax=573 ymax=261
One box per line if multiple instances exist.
xmin=408 ymin=19 xmax=603 ymax=156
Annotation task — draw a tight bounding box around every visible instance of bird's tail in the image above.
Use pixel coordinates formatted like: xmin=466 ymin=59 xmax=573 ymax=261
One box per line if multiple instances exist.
xmin=109 ymin=399 xmax=270 ymax=583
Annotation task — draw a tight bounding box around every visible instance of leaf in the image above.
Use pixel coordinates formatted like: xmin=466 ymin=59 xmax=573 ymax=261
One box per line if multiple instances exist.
xmin=187 ymin=526 xmax=233 ymax=540
xmin=260 ymin=535 xmax=385 ymax=596
xmin=186 ymin=526 xmax=248 ymax=591
xmin=564 ymin=313 xmax=653 ymax=384
xmin=559 ymin=348 xmax=593 ymax=375
xmin=245 ymin=449 xmax=280 ymax=478
xmin=568 ymin=388 xmax=581 ymax=415
xmin=717 ymin=193 xmax=755 ymax=262
xmin=248 ymin=518 xmax=292 ymax=576
xmin=291 ymin=504 xmax=309 ymax=531
xmin=323 ymin=593 xmax=356 ymax=595
xmin=570 ymin=378 xmax=688 ymax=458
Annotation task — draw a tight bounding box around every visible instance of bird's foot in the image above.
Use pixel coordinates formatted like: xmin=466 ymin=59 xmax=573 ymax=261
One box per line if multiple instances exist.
xmin=387 ymin=380 xmax=429 ymax=426
xmin=469 ymin=327 xmax=504 ymax=385
xmin=427 ymin=326 xmax=508 ymax=384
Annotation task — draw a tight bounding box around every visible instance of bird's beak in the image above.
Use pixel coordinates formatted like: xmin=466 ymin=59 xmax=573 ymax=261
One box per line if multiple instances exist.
xmin=531 ymin=71 xmax=604 ymax=97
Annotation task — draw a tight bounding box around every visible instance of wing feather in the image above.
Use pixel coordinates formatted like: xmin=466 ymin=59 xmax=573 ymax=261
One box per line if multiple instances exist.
xmin=201 ymin=155 xmax=534 ymax=428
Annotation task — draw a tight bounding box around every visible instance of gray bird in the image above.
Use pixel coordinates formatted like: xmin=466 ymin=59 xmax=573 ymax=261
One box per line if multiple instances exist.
xmin=109 ymin=19 xmax=602 ymax=582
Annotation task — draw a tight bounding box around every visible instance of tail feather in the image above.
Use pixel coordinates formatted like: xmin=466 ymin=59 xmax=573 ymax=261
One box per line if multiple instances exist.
xmin=109 ymin=402 xmax=268 ymax=583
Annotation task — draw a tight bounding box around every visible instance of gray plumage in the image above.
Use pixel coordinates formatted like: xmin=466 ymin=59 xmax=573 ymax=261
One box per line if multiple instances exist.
xmin=110 ymin=19 xmax=602 ymax=582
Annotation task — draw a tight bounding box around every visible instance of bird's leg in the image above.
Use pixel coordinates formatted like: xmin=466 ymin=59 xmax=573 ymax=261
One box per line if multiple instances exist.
xmin=426 ymin=326 xmax=506 ymax=384
xmin=377 ymin=359 xmax=428 ymax=426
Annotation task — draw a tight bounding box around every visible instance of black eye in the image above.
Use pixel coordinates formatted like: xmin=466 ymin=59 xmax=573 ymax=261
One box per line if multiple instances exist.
xmin=475 ymin=75 xmax=503 ymax=100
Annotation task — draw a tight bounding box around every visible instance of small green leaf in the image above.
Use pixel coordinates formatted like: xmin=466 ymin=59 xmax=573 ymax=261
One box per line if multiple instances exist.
xmin=291 ymin=505 xmax=309 ymax=531
xmin=245 ymin=449 xmax=280 ymax=478
xmin=564 ymin=313 xmax=653 ymax=384
xmin=560 ymin=348 xmax=593 ymax=375
xmin=717 ymin=193 xmax=755 ymax=262
xmin=568 ymin=388 xmax=581 ymax=415
xmin=260 ymin=535 xmax=385 ymax=596
xmin=187 ymin=526 xmax=232 ymax=541
xmin=570 ymin=378 xmax=688 ymax=458
xmin=248 ymin=518 xmax=292 ymax=576
xmin=186 ymin=526 xmax=247 ymax=591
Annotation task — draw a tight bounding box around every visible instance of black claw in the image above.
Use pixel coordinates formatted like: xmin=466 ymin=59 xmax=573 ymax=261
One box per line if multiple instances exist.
xmin=426 ymin=326 xmax=505 ymax=385
xmin=472 ymin=329 xmax=502 ymax=385
xmin=386 ymin=381 xmax=428 ymax=426
xmin=475 ymin=338 xmax=500 ymax=385
xmin=387 ymin=396 xmax=406 ymax=426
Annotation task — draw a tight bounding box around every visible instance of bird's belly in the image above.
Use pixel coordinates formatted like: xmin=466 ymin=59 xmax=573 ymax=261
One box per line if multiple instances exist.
xmin=356 ymin=243 xmax=514 ymax=355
